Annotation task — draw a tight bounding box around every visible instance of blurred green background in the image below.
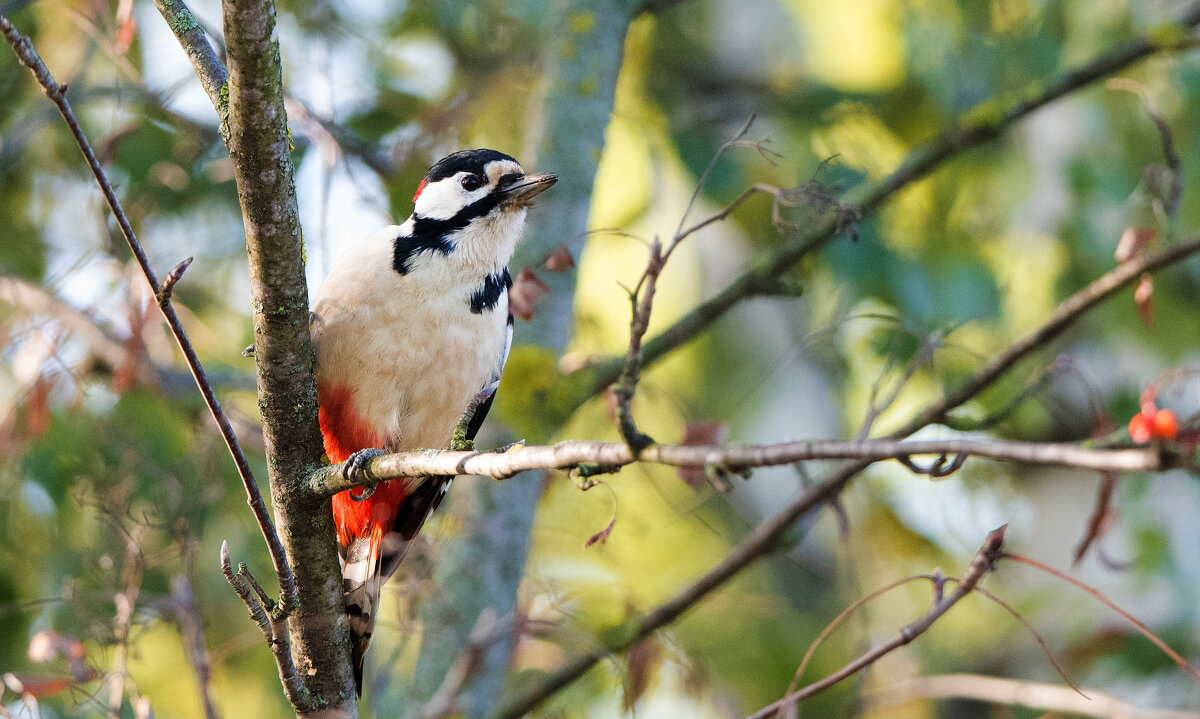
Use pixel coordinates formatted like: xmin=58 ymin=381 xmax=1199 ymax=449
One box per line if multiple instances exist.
xmin=1 ymin=0 xmax=1199 ymax=717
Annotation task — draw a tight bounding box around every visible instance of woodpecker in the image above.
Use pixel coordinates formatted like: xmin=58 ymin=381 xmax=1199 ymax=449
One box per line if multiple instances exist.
xmin=310 ymin=149 xmax=557 ymax=695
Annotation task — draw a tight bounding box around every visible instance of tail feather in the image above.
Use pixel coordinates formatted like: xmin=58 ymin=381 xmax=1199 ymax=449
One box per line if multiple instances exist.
xmin=342 ymin=532 xmax=384 ymax=698
xmin=338 ymin=477 xmax=453 ymax=697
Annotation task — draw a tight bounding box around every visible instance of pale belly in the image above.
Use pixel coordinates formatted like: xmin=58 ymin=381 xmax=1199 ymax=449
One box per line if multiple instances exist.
xmin=312 ymin=293 xmax=506 ymax=452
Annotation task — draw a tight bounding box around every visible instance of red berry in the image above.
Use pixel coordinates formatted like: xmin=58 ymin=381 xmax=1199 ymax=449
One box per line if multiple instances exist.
xmin=1153 ymin=409 xmax=1178 ymax=441
xmin=1129 ymin=413 xmax=1154 ymax=444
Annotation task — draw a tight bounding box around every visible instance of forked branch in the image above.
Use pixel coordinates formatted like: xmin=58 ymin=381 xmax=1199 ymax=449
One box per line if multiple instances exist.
xmin=745 ymin=526 xmax=1008 ymax=719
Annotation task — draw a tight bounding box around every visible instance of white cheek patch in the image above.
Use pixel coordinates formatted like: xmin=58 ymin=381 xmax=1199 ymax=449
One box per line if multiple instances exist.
xmin=414 ymin=174 xmax=491 ymax=220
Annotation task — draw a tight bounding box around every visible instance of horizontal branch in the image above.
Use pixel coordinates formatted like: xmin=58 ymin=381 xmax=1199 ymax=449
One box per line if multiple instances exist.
xmin=868 ymin=673 xmax=1200 ymax=719
xmin=313 ymin=436 xmax=1178 ymax=496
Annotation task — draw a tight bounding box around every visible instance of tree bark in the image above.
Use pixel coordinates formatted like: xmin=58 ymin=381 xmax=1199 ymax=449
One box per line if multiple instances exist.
xmin=220 ymin=0 xmax=356 ymax=715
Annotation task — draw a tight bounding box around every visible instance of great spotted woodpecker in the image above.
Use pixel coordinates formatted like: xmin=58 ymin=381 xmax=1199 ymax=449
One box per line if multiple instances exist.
xmin=310 ymin=149 xmax=557 ymax=694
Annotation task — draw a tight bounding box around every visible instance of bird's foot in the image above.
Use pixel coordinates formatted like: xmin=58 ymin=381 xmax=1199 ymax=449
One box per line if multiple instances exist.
xmin=342 ymin=448 xmax=386 ymax=501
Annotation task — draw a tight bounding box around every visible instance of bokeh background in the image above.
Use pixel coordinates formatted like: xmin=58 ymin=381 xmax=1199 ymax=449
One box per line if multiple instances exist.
xmin=1 ymin=0 xmax=1200 ymax=716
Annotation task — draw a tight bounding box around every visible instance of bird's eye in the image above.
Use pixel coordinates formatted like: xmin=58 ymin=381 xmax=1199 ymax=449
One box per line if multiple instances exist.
xmin=460 ymin=175 xmax=483 ymax=191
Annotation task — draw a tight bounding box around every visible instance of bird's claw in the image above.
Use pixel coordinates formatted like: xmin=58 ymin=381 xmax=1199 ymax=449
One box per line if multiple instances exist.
xmin=342 ymin=448 xmax=386 ymax=501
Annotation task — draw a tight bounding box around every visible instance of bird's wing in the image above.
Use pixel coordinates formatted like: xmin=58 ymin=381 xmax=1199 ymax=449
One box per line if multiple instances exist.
xmin=377 ymin=312 xmax=513 ymax=581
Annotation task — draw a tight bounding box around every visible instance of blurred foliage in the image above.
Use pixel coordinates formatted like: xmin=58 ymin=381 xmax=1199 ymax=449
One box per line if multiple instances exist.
xmin=1 ymin=0 xmax=1200 ymax=717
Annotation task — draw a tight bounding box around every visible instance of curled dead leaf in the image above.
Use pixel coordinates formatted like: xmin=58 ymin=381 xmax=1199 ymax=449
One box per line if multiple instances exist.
xmin=583 ymin=513 xmax=616 ymax=548
xmin=509 ymin=268 xmax=550 ymax=322
xmin=1115 ymin=227 xmax=1154 ymax=263
xmin=543 ymin=243 xmax=575 ymax=272
xmin=1134 ymin=272 xmax=1153 ymax=328
xmin=677 ymin=421 xmax=726 ymax=490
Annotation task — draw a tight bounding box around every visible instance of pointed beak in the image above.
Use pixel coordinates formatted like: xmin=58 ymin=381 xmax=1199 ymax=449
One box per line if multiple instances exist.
xmin=498 ymin=172 xmax=558 ymax=205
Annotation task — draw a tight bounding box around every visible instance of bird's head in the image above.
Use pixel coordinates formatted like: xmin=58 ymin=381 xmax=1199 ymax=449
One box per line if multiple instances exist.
xmin=408 ymin=148 xmax=557 ymax=272
xmin=413 ymin=149 xmax=556 ymax=221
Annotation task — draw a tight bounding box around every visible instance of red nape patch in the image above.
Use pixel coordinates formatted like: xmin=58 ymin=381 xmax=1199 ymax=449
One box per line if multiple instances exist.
xmin=412 ymin=178 xmax=428 ymax=204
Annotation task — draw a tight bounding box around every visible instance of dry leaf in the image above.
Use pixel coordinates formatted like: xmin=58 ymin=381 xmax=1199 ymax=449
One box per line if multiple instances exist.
xmin=22 ymin=377 xmax=52 ymax=439
xmin=677 ymin=421 xmax=725 ymax=489
xmin=1134 ymin=272 xmax=1153 ymax=328
xmin=604 ymin=386 xmax=619 ymax=424
xmin=1073 ymin=472 xmax=1118 ymax=566
xmin=583 ymin=482 xmax=618 ymax=548
xmin=1115 ymin=227 xmax=1154 ymax=263
xmin=583 ymin=513 xmax=616 ymax=548
xmin=509 ymin=268 xmax=550 ymax=322
xmin=543 ymin=243 xmax=575 ymax=272
xmin=623 ymin=636 xmax=659 ymax=711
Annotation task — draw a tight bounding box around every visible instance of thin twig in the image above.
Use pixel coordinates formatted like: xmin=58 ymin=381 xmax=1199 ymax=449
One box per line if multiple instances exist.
xmin=580 ymin=6 xmax=1200 ymax=398
xmin=896 ymin=235 xmax=1200 ymax=436
xmin=108 ymin=525 xmax=146 ymax=718
xmin=149 ymin=0 xmax=227 ymax=114
xmin=1110 ymin=78 xmax=1184 ymax=224
xmin=0 ymin=13 xmax=298 ymax=615
xmin=170 ymin=575 xmax=221 ymax=719
xmin=220 ymin=543 xmax=313 ymax=710
xmin=970 ymin=585 xmax=1082 ymax=694
xmin=745 ymin=527 xmax=1008 ymax=719
xmin=612 ymin=117 xmax=760 ymax=450
xmin=785 ymin=575 xmax=935 ymax=696
xmin=1003 ymin=552 xmax=1200 ymax=682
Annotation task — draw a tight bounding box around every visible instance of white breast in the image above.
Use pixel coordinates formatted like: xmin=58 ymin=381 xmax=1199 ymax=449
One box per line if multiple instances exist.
xmin=311 ymin=225 xmax=509 ymax=451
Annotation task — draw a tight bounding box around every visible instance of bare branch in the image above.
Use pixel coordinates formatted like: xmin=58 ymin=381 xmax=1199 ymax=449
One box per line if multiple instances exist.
xmin=218 ymin=0 xmax=355 ymax=708
xmin=1003 ymin=552 xmax=1200 ymax=682
xmin=580 ymin=8 xmax=1200 ymax=398
xmin=314 ymin=436 xmax=1175 ymax=495
xmin=745 ymin=527 xmax=1007 ymax=719
xmin=868 ymin=673 xmax=1200 ymax=719
xmin=149 ymin=0 xmax=228 ymax=115
xmin=612 ymin=117 xmax=761 ymax=451
xmin=108 ymin=526 xmax=145 ymax=718
xmin=970 ymin=585 xmax=1082 ymax=694
xmin=897 ymin=235 xmax=1200 ymax=436
xmin=0 ymin=9 xmax=296 ymax=628
xmin=220 ymin=543 xmax=313 ymax=710
xmin=170 ymin=575 xmax=221 ymax=719
xmin=785 ymin=575 xmax=936 ymax=695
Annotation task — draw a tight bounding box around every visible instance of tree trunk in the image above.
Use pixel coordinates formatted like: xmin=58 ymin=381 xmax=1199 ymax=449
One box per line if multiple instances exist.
xmin=220 ymin=0 xmax=357 ymax=715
